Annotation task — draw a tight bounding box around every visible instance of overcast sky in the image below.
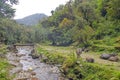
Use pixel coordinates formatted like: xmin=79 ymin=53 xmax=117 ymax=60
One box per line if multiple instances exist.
xmin=13 ymin=0 xmax=69 ymax=19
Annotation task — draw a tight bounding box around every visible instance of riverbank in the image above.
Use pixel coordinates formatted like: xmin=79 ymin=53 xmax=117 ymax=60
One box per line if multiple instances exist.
xmin=36 ymin=45 xmax=120 ymax=80
xmin=0 ymin=44 xmax=13 ymax=80
xmin=0 ymin=44 xmax=120 ymax=80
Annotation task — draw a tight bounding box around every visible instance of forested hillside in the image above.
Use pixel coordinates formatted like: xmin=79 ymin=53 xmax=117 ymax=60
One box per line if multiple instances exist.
xmin=37 ymin=0 xmax=120 ymax=52
xmin=1 ymin=0 xmax=120 ymax=49
xmin=16 ymin=13 xmax=47 ymax=26
xmin=0 ymin=0 xmax=34 ymax=44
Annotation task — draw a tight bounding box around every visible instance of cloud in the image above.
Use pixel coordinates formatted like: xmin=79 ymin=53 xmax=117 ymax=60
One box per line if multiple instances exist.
xmin=13 ymin=0 xmax=69 ymax=19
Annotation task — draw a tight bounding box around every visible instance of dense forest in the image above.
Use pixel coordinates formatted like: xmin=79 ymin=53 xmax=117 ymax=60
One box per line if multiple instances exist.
xmin=0 ymin=0 xmax=120 ymax=80
xmin=0 ymin=0 xmax=120 ymax=51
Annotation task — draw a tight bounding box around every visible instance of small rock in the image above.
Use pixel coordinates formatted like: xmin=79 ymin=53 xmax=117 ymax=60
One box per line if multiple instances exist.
xmin=100 ymin=53 xmax=111 ymax=60
xmin=108 ymin=56 xmax=119 ymax=62
xmin=17 ymin=54 xmax=25 ymax=57
xmin=31 ymin=54 xmax=39 ymax=59
xmin=58 ymin=77 xmax=64 ymax=80
xmin=16 ymin=78 xmax=28 ymax=80
xmin=31 ymin=77 xmax=39 ymax=80
xmin=29 ymin=54 xmax=39 ymax=59
xmin=31 ymin=72 xmax=36 ymax=75
xmin=76 ymin=48 xmax=84 ymax=58
xmin=7 ymin=45 xmax=14 ymax=51
xmin=84 ymin=48 xmax=89 ymax=52
xmin=86 ymin=57 xmax=94 ymax=63
xmin=69 ymin=78 xmax=73 ymax=80
xmin=9 ymin=61 xmax=19 ymax=67
xmin=10 ymin=67 xmax=22 ymax=74
xmin=31 ymin=49 xmax=35 ymax=54
xmin=14 ymin=50 xmax=18 ymax=53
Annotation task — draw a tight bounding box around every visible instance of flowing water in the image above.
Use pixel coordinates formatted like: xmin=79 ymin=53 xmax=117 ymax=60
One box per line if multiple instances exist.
xmin=6 ymin=46 xmax=61 ymax=80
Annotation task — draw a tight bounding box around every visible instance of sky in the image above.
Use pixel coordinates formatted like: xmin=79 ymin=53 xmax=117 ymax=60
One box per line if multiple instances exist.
xmin=13 ymin=0 xmax=69 ymax=19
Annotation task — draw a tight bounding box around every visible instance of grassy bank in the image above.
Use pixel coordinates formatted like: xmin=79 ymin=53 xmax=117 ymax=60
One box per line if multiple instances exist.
xmin=36 ymin=45 xmax=120 ymax=80
xmin=0 ymin=58 xmax=12 ymax=80
xmin=0 ymin=44 xmax=12 ymax=80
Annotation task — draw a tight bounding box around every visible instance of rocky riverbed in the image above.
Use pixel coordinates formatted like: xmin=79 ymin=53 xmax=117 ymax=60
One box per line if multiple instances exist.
xmin=6 ymin=46 xmax=61 ymax=80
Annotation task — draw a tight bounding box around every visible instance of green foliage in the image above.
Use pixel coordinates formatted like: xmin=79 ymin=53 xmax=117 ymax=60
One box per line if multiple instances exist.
xmin=0 ymin=0 xmax=18 ymax=18
xmin=0 ymin=44 xmax=12 ymax=80
xmin=0 ymin=44 xmax=7 ymax=55
xmin=107 ymin=0 xmax=120 ymax=19
xmin=37 ymin=46 xmax=66 ymax=64
xmin=0 ymin=18 xmax=35 ymax=44
xmin=37 ymin=45 xmax=120 ymax=80
xmin=82 ymin=63 xmax=120 ymax=80
xmin=0 ymin=58 xmax=12 ymax=80
xmin=17 ymin=0 xmax=118 ymax=49
xmin=0 ymin=60 xmax=9 ymax=80
xmin=37 ymin=0 xmax=119 ymax=48
xmin=0 ymin=0 xmax=119 ymax=51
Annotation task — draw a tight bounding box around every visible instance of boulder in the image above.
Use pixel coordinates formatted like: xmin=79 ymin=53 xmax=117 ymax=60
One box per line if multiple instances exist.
xmin=100 ymin=53 xmax=111 ymax=60
xmin=68 ymin=78 xmax=73 ymax=80
xmin=31 ymin=54 xmax=39 ymax=59
xmin=84 ymin=48 xmax=89 ymax=52
xmin=7 ymin=45 xmax=14 ymax=51
xmin=31 ymin=77 xmax=39 ymax=80
xmin=7 ymin=45 xmax=18 ymax=52
xmin=17 ymin=78 xmax=28 ymax=80
xmin=31 ymin=72 xmax=36 ymax=75
xmin=31 ymin=49 xmax=35 ymax=54
xmin=108 ymin=56 xmax=119 ymax=62
xmin=86 ymin=57 xmax=94 ymax=63
xmin=58 ymin=77 xmax=64 ymax=80
xmin=14 ymin=49 xmax=18 ymax=53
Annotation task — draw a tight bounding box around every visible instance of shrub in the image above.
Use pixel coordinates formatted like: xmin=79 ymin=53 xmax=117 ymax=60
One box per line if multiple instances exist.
xmin=0 ymin=59 xmax=12 ymax=80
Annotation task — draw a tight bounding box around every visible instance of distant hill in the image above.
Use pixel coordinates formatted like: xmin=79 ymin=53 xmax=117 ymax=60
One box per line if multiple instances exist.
xmin=15 ymin=13 xmax=47 ymax=26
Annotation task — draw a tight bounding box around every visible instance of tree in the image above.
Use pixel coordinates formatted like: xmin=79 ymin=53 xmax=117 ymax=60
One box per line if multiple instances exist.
xmin=107 ymin=0 xmax=120 ymax=19
xmin=51 ymin=10 xmax=54 ymax=15
xmin=0 ymin=0 xmax=18 ymax=18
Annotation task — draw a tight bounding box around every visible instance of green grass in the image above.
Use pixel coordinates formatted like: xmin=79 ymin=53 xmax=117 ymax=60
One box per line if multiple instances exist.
xmin=90 ymin=36 xmax=120 ymax=52
xmin=81 ymin=63 xmax=120 ymax=80
xmin=37 ymin=46 xmax=69 ymax=64
xmin=0 ymin=58 xmax=12 ymax=80
xmin=0 ymin=44 xmax=12 ymax=80
xmin=0 ymin=44 xmax=7 ymax=55
xmin=36 ymin=45 xmax=120 ymax=80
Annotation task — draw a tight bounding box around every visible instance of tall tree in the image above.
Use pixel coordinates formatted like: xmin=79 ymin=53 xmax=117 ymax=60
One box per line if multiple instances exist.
xmin=0 ymin=0 xmax=18 ymax=18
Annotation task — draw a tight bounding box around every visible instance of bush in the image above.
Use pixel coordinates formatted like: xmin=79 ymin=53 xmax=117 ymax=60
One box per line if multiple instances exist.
xmin=91 ymin=45 xmax=115 ymax=52
xmin=81 ymin=63 xmax=120 ymax=80
xmin=0 ymin=44 xmax=7 ymax=55
xmin=114 ymin=46 xmax=120 ymax=51
xmin=0 ymin=59 xmax=12 ymax=80
xmin=37 ymin=47 xmax=66 ymax=64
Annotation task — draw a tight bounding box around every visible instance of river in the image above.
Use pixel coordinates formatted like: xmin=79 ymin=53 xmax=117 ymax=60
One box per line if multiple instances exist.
xmin=6 ymin=46 xmax=62 ymax=80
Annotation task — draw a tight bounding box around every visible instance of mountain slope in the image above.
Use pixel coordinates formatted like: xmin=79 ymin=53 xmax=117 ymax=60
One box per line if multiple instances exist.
xmin=16 ymin=13 xmax=47 ymax=26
